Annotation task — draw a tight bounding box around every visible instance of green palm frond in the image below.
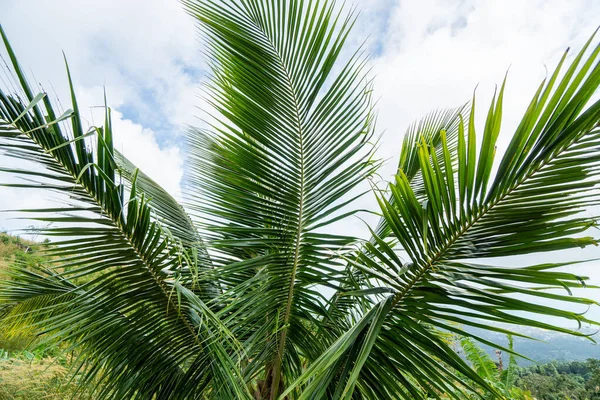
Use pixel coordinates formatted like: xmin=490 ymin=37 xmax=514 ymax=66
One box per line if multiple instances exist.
xmin=181 ymin=0 xmax=378 ymax=396
xmin=329 ymin=106 xmax=468 ymax=335
xmin=115 ymin=151 xmax=220 ymax=301
xmin=284 ymin=31 xmax=600 ymax=399
xmin=390 ymin=106 xmax=468 ymax=210
xmin=0 ymin=26 xmax=248 ymax=399
xmin=115 ymin=151 xmax=198 ymax=248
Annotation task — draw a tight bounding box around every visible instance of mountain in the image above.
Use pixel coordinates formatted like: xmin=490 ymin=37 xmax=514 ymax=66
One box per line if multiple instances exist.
xmin=468 ymin=326 xmax=600 ymax=366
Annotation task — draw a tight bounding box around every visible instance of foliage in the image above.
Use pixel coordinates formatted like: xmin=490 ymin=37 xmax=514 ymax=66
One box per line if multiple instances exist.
xmin=442 ymin=339 xmax=600 ymax=399
xmin=0 ymin=233 xmax=48 ymax=352
xmin=0 ymin=1 xmax=600 ymax=399
xmin=0 ymin=232 xmax=46 ymax=272
xmin=447 ymin=336 xmax=532 ymax=399
xmin=516 ymin=359 xmax=600 ymax=399
xmin=0 ymin=234 xmax=84 ymax=399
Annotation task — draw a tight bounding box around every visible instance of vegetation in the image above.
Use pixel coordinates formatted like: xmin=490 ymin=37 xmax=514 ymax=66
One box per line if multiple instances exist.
xmin=0 ymin=350 xmax=78 ymax=400
xmin=0 ymin=232 xmax=45 ymax=351
xmin=0 ymin=232 xmax=45 ymax=275
xmin=0 ymin=233 xmax=83 ymax=399
xmin=441 ymin=337 xmax=600 ymax=399
xmin=453 ymin=336 xmax=532 ymax=399
xmin=516 ymin=359 xmax=600 ymax=399
xmin=1 ymin=0 xmax=600 ymax=398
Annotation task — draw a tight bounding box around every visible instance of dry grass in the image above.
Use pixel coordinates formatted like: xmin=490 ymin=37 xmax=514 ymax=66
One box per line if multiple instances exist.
xmin=0 ymin=355 xmax=79 ymax=400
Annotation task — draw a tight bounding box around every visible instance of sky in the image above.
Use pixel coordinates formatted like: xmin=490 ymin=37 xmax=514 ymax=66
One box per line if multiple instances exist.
xmin=1 ymin=0 xmax=600 ymax=325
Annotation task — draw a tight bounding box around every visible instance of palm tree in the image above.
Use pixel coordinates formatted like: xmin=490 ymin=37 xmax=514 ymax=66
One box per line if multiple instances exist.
xmin=455 ymin=336 xmax=532 ymax=399
xmin=0 ymin=1 xmax=599 ymax=398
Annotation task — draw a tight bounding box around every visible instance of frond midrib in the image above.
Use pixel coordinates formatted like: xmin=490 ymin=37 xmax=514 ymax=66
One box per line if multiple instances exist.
xmin=243 ymin=17 xmax=310 ymax=397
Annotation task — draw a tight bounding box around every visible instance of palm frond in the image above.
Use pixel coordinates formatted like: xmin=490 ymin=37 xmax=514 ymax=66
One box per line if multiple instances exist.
xmin=328 ymin=106 xmax=468 ymax=337
xmin=0 ymin=26 xmax=248 ymax=399
xmin=460 ymin=337 xmax=497 ymax=382
xmin=115 ymin=151 xmax=220 ymax=301
xmin=181 ymin=1 xmax=378 ymax=396
xmin=383 ymin=105 xmax=467 ymax=228
xmin=286 ymin=31 xmax=600 ymax=399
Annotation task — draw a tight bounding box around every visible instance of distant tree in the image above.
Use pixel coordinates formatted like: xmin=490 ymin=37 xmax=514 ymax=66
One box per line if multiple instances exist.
xmin=515 ymin=359 xmax=600 ymax=399
xmin=586 ymin=359 xmax=600 ymax=398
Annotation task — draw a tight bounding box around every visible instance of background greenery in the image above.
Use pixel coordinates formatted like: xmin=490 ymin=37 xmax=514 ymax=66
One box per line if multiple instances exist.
xmin=0 ymin=233 xmax=82 ymax=399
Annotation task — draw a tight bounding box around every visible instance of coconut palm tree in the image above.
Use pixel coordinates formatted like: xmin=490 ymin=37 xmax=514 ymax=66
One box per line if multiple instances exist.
xmin=0 ymin=1 xmax=599 ymax=398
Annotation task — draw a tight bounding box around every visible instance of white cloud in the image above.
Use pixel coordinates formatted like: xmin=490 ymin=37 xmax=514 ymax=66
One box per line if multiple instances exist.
xmin=0 ymin=0 xmax=205 ymax=130
xmin=0 ymin=0 xmax=194 ymax=223
xmin=110 ymin=110 xmax=183 ymax=199
xmin=366 ymin=0 xmax=599 ymax=180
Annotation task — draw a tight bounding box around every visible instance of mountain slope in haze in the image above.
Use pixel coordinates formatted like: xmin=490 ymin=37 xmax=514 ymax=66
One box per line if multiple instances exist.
xmin=469 ymin=326 xmax=600 ymax=366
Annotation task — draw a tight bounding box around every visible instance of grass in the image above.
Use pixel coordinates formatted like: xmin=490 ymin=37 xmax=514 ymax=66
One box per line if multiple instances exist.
xmin=0 ymin=232 xmax=41 ymax=351
xmin=0 ymin=351 xmax=78 ymax=400
xmin=0 ymin=232 xmax=47 ymax=273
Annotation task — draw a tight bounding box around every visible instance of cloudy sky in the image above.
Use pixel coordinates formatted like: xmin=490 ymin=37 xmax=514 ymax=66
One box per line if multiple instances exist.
xmin=1 ymin=0 xmax=600 ymax=324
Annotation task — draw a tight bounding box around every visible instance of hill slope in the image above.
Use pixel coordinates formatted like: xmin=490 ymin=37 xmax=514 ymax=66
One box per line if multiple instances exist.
xmin=469 ymin=327 xmax=600 ymax=366
xmin=0 ymin=232 xmax=81 ymax=399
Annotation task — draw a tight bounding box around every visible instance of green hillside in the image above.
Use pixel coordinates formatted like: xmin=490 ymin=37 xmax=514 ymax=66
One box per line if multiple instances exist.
xmin=468 ymin=327 xmax=600 ymax=366
xmin=0 ymin=233 xmax=43 ymax=274
xmin=0 ymin=232 xmax=81 ymax=399
xmin=0 ymin=232 xmax=47 ymax=351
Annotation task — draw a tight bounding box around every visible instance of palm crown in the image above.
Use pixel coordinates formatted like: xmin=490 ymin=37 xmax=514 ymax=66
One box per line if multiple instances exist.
xmin=0 ymin=1 xmax=599 ymax=399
